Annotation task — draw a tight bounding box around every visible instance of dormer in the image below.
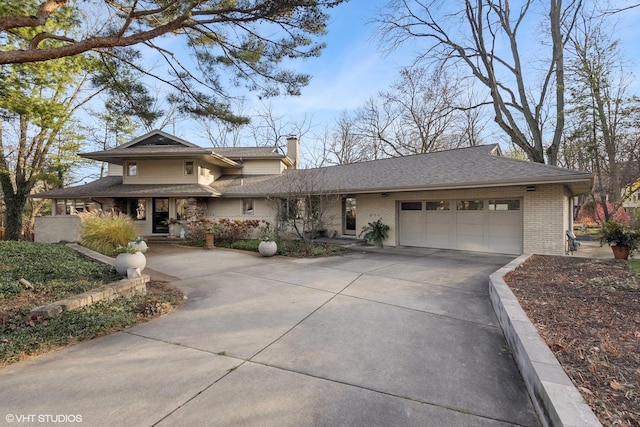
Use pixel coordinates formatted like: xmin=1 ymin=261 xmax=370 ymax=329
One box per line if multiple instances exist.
xmin=80 ymin=130 xmax=242 ymax=185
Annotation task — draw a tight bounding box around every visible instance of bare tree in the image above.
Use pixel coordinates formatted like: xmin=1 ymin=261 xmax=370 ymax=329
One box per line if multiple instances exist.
xmin=249 ymin=103 xmax=313 ymax=153
xmin=323 ymin=112 xmax=372 ymax=165
xmin=454 ymin=90 xmax=494 ymax=147
xmin=564 ymin=12 xmax=640 ymax=209
xmin=378 ymin=0 xmax=584 ymax=165
xmin=269 ymin=168 xmax=340 ymax=245
xmin=353 ymin=66 xmax=476 ymax=157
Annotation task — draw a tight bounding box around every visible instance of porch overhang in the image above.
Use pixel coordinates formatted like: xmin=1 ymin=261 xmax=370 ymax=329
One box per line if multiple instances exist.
xmin=30 ymin=177 xmax=221 ymax=199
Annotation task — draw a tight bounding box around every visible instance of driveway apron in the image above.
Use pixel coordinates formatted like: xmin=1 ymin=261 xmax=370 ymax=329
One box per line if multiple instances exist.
xmin=0 ymin=248 xmax=538 ymax=426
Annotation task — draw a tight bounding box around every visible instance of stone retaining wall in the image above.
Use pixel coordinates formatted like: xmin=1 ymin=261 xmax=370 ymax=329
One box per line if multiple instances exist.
xmin=30 ymin=276 xmax=150 ymax=319
xmin=489 ymin=255 xmax=601 ymax=427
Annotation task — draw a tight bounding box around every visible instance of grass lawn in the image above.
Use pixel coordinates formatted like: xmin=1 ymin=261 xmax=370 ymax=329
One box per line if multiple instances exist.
xmin=0 ymin=242 xmax=184 ymax=367
xmin=629 ymin=259 xmax=640 ymax=274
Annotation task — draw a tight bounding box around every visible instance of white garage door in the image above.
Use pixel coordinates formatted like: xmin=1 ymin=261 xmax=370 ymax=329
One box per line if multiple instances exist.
xmin=399 ymin=199 xmax=522 ymax=254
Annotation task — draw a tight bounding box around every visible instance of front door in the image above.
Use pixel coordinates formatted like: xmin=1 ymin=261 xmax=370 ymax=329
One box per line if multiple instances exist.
xmin=343 ymin=197 xmax=357 ymax=235
xmin=152 ymin=198 xmax=169 ymax=233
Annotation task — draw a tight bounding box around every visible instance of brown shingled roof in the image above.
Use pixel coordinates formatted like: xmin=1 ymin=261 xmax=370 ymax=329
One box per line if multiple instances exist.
xmin=213 ymin=145 xmax=594 ymax=196
xmin=34 ymin=144 xmax=594 ymax=200
xmin=34 ymin=176 xmax=221 ymax=198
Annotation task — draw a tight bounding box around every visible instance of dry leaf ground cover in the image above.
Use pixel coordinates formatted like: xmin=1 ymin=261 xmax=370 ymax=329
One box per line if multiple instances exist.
xmin=504 ymin=255 xmax=640 ymax=426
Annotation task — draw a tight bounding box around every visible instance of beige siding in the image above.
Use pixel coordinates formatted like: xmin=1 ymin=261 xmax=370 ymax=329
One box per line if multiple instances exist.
xmin=222 ymin=159 xmax=285 ymax=176
xmin=208 ymin=198 xmax=275 ymax=223
xmin=123 ymin=159 xmax=198 ymax=184
xmin=197 ymin=161 xmax=216 ymax=185
xmin=321 ymin=198 xmax=343 ymax=236
xmin=356 ymin=194 xmax=398 ymax=245
xmin=133 ymin=216 xmax=152 ymax=235
xmin=108 ymin=163 xmax=123 ymax=176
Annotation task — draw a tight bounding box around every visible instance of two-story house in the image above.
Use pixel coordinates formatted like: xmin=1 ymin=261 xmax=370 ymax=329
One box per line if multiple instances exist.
xmin=34 ymin=130 xmax=594 ymax=255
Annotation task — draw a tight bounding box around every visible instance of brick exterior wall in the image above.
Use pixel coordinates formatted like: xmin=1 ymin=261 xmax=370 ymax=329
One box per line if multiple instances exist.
xmin=522 ymin=184 xmax=569 ymax=255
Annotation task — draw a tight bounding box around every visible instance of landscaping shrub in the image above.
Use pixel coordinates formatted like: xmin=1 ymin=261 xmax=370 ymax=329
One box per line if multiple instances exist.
xmin=577 ymin=201 xmax=630 ymax=227
xmin=215 ymin=218 xmax=268 ymax=240
xmin=187 ymin=218 xmax=269 ymax=244
xmin=78 ymin=211 xmax=138 ymax=256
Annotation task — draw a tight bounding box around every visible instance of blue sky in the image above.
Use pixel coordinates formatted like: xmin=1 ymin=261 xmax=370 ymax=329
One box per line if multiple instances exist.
xmin=159 ymin=1 xmax=640 ymax=155
xmin=172 ymin=0 xmax=414 ymax=147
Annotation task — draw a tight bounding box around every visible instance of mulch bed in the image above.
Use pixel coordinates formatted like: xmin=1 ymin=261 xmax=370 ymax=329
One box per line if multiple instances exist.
xmin=504 ymin=255 xmax=640 ymax=426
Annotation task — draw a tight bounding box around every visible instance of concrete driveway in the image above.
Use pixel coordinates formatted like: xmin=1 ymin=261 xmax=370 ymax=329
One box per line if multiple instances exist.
xmin=0 ymin=247 xmax=538 ymax=426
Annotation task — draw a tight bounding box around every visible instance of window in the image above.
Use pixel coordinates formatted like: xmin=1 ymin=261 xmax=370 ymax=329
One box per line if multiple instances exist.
xmin=129 ymin=199 xmax=146 ymax=220
xmin=55 ymin=199 xmax=94 ymax=215
xmin=56 ymin=200 xmax=65 ymax=215
xmin=304 ymin=196 xmax=322 ymax=219
xmin=242 ymin=199 xmax=254 ymax=215
xmin=280 ymin=198 xmax=300 ymax=221
xmin=176 ymin=199 xmax=189 ymax=221
xmin=426 ymin=201 xmax=450 ymax=211
xmin=127 ymin=161 xmax=137 ymax=176
xmin=457 ymin=200 xmax=484 ymax=210
xmin=489 ymin=199 xmax=521 ymax=211
xmin=184 ymin=161 xmax=194 ymax=175
xmin=401 ymin=202 xmax=422 ymax=211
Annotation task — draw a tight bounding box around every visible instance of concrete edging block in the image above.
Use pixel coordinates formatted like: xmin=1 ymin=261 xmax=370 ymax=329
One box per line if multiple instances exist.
xmin=489 ymin=254 xmax=601 ymax=427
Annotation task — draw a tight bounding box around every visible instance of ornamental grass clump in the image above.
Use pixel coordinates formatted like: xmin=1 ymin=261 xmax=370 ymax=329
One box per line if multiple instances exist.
xmin=78 ymin=211 xmax=138 ymax=256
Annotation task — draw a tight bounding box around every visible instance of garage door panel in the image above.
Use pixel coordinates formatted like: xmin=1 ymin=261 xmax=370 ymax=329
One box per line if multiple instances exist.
xmin=457 ymin=236 xmax=485 ymax=251
xmin=456 ymin=212 xmax=484 ymax=225
xmin=456 ymin=211 xmax=485 ymax=251
xmin=488 ymin=211 xmax=522 ymax=253
xmin=399 ymin=199 xmax=523 ymax=255
xmin=399 ymin=210 xmax=425 ymax=246
xmin=425 ymin=211 xmax=453 ymax=248
xmin=456 ymin=223 xmax=484 ymax=236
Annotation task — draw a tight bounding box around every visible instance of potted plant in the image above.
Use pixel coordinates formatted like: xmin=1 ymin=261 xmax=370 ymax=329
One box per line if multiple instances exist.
xmin=128 ymin=236 xmax=148 ymax=253
xmin=258 ymin=236 xmax=278 ymax=257
xmin=599 ymin=221 xmax=639 ymax=260
xmin=162 ymin=218 xmax=180 ymax=237
xmin=205 ymin=223 xmax=222 ymax=249
xmin=114 ymin=245 xmax=147 ymax=276
xmin=359 ymin=218 xmax=390 ymax=248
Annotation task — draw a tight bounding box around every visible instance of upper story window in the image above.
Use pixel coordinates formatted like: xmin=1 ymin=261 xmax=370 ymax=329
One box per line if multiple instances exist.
xmin=185 ymin=161 xmax=194 ymax=175
xmin=127 ymin=161 xmax=137 ymax=176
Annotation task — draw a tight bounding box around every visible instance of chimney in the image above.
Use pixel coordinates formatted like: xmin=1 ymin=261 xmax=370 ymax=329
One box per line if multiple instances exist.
xmin=286 ymin=135 xmax=300 ymax=169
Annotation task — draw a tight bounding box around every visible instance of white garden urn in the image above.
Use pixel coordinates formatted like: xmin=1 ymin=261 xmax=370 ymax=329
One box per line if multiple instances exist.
xmin=258 ymin=239 xmax=277 ymax=257
xmin=115 ymin=252 xmax=147 ymax=276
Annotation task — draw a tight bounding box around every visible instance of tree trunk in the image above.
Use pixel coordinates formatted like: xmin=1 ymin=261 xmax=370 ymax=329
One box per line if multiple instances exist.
xmin=0 ymin=177 xmax=28 ymax=241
